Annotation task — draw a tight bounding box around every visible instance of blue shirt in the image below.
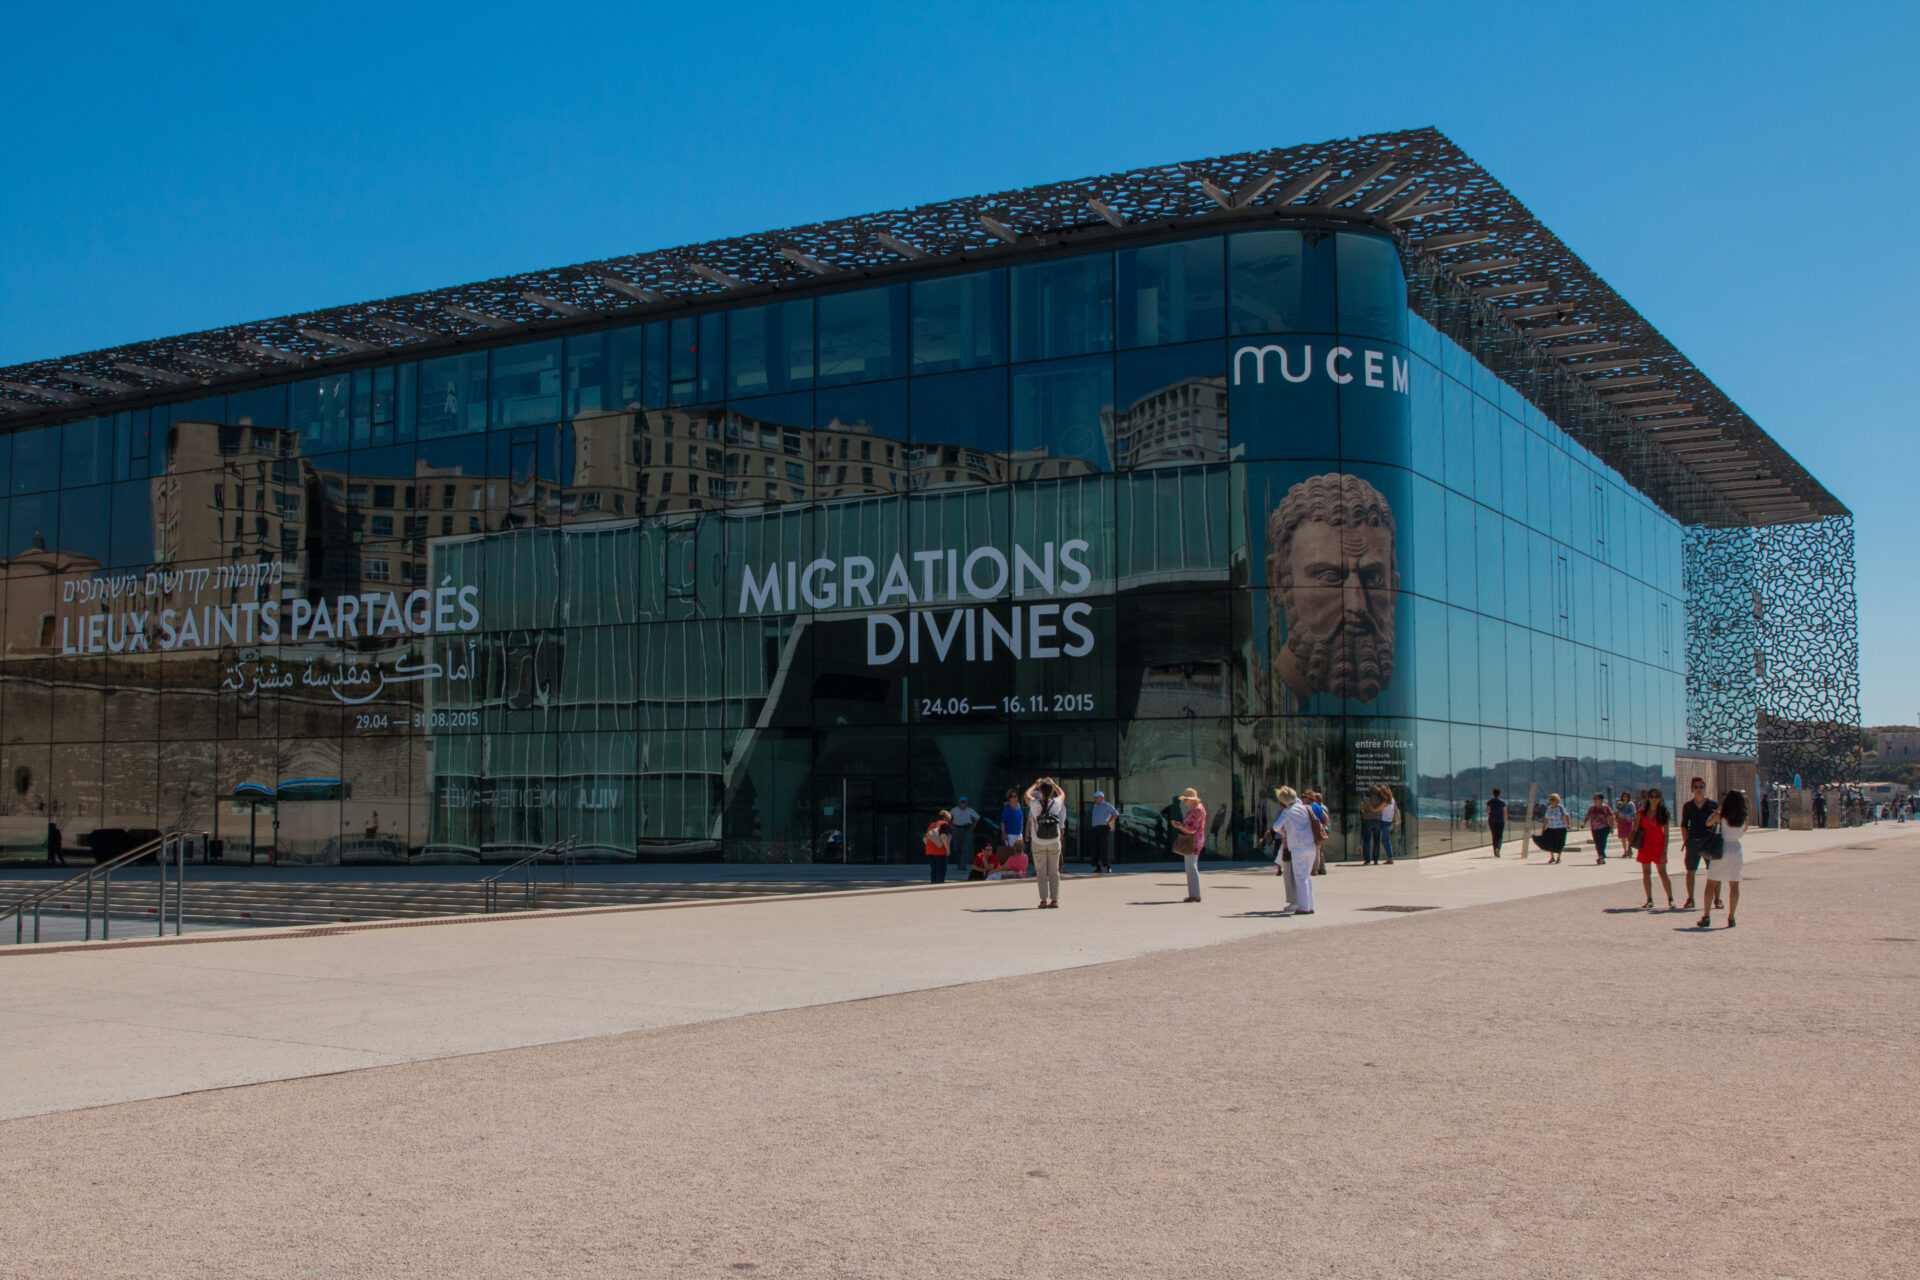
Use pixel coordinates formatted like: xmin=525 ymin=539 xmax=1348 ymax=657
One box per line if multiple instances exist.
xmin=1000 ymin=803 xmax=1024 ymax=838
xmin=1090 ymin=800 xmax=1118 ymax=828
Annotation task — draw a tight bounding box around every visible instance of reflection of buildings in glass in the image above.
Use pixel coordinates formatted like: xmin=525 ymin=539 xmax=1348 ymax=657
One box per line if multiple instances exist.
xmin=1262 ymin=472 xmax=1399 ymax=705
xmin=1102 ymin=375 xmax=1229 ymax=470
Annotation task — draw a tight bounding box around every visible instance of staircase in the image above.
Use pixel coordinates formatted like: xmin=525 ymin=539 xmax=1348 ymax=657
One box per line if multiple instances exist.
xmin=0 ymin=874 xmax=907 ymax=935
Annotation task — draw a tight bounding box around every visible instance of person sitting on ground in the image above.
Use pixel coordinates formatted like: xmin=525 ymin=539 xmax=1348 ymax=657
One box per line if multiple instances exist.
xmin=998 ymin=847 xmax=1030 ymax=879
xmin=969 ymin=846 xmax=1002 ymax=881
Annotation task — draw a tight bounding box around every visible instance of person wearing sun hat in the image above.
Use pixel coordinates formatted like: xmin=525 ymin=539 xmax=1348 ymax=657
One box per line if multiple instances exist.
xmin=1175 ymin=787 xmax=1207 ymax=901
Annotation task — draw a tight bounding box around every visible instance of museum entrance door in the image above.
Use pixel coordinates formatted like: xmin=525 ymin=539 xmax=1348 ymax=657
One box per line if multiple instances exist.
xmin=814 ymin=777 xmax=876 ymax=864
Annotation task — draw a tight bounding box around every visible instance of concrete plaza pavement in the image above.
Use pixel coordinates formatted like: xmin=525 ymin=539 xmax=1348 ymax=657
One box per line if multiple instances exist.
xmin=0 ymin=824 xmax=1912 ymax=1278
xmin=0 ymin=821 xmax=1901 ymax=1122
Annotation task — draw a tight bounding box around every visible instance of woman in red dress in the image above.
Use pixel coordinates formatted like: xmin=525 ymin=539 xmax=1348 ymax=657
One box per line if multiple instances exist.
xmin=1635 ymin=790 xmax=1675 ymax=910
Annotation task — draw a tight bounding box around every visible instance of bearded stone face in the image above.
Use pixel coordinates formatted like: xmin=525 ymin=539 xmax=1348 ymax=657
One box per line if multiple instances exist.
xmin=1265 ymin=477 xmax=1398 ymax=703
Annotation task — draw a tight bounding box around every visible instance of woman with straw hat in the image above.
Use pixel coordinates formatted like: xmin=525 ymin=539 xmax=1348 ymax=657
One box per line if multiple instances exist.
xmin=1175 ymin=787 xmax=1207 ymax=902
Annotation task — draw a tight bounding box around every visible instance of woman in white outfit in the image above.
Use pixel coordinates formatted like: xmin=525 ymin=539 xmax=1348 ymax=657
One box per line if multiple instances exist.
xmin=1697 ymin=788 xmax=1747 ymax=929
xmin=1271 ymin=786 xmax=1319 ymax=915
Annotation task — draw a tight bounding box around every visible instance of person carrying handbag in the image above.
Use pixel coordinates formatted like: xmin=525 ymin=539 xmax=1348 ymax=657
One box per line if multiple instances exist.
xmin=1174 ymin=787 xmax=1207 ymax=902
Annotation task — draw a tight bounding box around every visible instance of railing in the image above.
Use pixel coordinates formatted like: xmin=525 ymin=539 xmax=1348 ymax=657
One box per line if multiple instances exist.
xmin=1 ymin=831 xmax=201 ymax=945
xmin=478 ymin=836 xmax=579 ymax=913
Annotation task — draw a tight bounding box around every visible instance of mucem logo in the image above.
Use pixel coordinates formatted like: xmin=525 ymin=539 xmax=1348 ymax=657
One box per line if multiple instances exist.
xmin=1232 ymin=343 xmax=1410 ymax=392
xmin=737 ymin=540 xmax=1098 ymax=665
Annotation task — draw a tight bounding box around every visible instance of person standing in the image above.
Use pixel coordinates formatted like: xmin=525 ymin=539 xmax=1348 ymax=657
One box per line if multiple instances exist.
xmin=998 ymin=788 xmax=1025 ymax=863
xmin=1635 ymin=790 xmax=1675 ymax=909
xmin=1175 ymin=787 xmax=1207 ymax=902
xmin=1614 ymin=791 xmax=1637 ymax=857
xmin=1271 ymin=787 xmax=1320 ymax=915
xmin=1698 ymin=789 xmax=1748 ymax=929
xmin=1026 ymin=778 xmax=1066 ymax=908
xmin=46 ymin=821 xmax=64 ymax=867
xmin=1463 ymin=796 xmax=1478 ymax=831
xmin=1812 ymin=791 xmax=1827 ymax=828
xmin=1532 ymin=794 xmax=1571 ymax=863
xmin=1586 ymin=792 xmax=1615 ymax=863
xmin=1088 ymin=790 xmax=1118 ymax=873
xmin=1359 ymin=787 xmax=1384 ymax=865
xmin=1378 ymin=789 xmax=1398 ymax=865
xmin=1486 ymin=788 xmax=1507 ymax=858
xmin=1679 ymin=776 xmax=1719 ymax=912
xmin=1305 ymin=790 xmax=1330 ymax=874
xmin=923 ymin=810 xmax=952 ymax=884
xmin=948 ymin=796 xmax=979 ymax=868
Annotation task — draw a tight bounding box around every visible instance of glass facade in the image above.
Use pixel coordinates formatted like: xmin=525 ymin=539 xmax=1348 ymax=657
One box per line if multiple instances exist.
xmin=0 ymin=228 xmax=1683 ymax=866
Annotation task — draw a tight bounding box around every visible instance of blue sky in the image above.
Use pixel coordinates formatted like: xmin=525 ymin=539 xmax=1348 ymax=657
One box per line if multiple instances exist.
xmin=4 ymin=1 xmax=1915 ymax=723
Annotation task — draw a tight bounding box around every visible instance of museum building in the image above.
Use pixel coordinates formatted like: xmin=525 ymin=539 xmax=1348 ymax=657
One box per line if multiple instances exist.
xmin=0 ymin=128 xmax=1858 ymax=865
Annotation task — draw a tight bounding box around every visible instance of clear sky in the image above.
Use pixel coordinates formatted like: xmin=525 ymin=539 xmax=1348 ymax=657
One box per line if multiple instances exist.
xmin=3 ymin=1 xmax=1914 ymax=723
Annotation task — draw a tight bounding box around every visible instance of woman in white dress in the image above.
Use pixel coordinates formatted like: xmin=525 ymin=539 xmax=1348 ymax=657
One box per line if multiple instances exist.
xmin=1697 ymin=788 xmax=1748 ymax=929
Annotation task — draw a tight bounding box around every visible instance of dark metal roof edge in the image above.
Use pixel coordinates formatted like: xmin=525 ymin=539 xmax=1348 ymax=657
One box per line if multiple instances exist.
xmin=0 ymin=126 xmax=1843 ymax=526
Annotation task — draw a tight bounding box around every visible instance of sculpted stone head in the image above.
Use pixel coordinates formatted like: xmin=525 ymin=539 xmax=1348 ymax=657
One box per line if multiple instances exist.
xmin=1264 ymin=472 xmax=1399 ymax=702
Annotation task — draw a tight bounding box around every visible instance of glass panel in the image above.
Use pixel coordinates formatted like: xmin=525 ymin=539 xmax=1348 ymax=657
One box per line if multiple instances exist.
xmin=1011 ymin=254 xmax=1113 ymax=362
xmin=1335 ymin=232 xmax=1406 ymax=344
xmin=911 ymin=269 xmax=1006 ymax=373
xmin=490 ymin=339 xmax=562 ymax=427
xmin=1116 ymin=237 xmax=1224 ymax=348
xmin=10 ymin=491 xmax=56 ymax=556
xmin=910 ymin=368 xmax=1009 ymax=488
xmin=817 ymin=285 xmax=906 ymax=386
xmin=1010 ymin=356 xmax=1113 ymax=476
xmin=290 ymin=374 xmax=351 ymax=453
xmin=61 ymin=417 xmax=114 ymax=488
xmin=1226 ymin=336 xmax=1337 ymax=462
xmin=815 ymin=381 xmax=908 ymax=503
xmin=418 ymin=352 xmax=488 ymax=437
xmin=1228 ymin=229 xmax=1335 ymax=335
xmin=1112 ymin=343 xmax=1227 ymax=471
xmin=57 ymin=485 xmax=111 ymax=565
xmin=109 ymin=479 xmax=156 ymax=568
xmin=12 ymin=426 xmax=61 ymax=494
xmin=729 ymin=299 xmax=815 ymax=397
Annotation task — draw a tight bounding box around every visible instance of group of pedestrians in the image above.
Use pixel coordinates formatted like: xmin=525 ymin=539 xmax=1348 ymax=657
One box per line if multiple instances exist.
xmin=1602 ymin=777 xmax=1747 ymax=926
xmin=1358 ymin=786 xmax=1396 ymax=865
xmin=1265 ymin=786 xmax=1329 ymax=915
xmin=923 ymin=778 xmax=1092 ymax=908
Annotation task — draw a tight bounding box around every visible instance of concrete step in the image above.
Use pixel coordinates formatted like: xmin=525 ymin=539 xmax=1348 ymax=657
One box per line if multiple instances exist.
xmin=2 ymin=875 xmax=906 ymax=932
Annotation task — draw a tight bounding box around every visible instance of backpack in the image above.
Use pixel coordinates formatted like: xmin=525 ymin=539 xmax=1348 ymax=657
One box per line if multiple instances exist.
xmin=1034 ymin=800 xmax=1062 ymax=841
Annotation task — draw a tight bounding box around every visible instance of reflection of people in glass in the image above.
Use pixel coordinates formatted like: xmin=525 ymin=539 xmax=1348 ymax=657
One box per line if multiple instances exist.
xmin=1264 ymin=473 xmax=1398 ymax=702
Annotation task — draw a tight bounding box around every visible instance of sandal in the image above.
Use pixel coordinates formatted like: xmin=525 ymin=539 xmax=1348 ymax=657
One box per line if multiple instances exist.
xmin=1696 ymin=915 xmax=1710 ymax=928
xmin=1641 ymin=899 xmax=1653 ymax=909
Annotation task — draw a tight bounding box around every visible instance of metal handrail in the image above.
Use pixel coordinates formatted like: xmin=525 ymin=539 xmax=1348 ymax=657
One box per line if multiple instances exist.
xmin=2 ymin=831 xmax=198 ymax=944
xmin=477 ymin=836 xmax=579 ymax=913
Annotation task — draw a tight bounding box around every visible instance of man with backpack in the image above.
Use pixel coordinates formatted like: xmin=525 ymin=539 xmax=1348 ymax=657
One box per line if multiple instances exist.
xmin=1024 ymin=777 xmax=1067 ymax=909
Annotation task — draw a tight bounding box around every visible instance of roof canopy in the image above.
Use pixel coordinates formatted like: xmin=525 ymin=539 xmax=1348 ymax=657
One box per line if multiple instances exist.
xmin=0 ymin=126 xmax=1840 ymax=526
